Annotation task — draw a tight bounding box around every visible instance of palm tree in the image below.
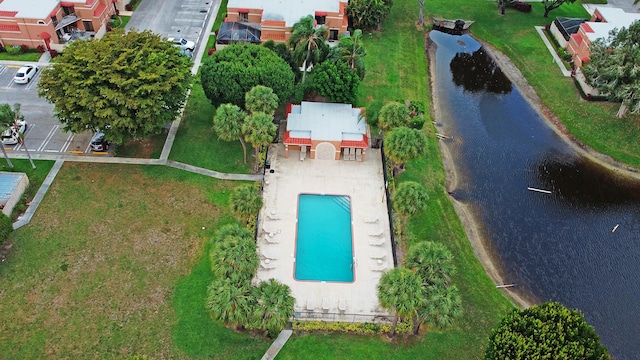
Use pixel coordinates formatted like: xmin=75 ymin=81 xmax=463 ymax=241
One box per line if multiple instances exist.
xmin=245 ymin=85 xmax=279 ymax=115
xmin=12 ymin=104 xmax=35 ymax=169
xmin=213 ymin=104 xmax=248 ymax=163
xmin=413 ymin=284 xmax=462 ymax=335
xmin=0 ymin=104 xmax=16 ymax=168
xmin=405 ymin=241 xmax=456 ymax=287
xmin=384 ymin=126 xmax=427 ymax=176
xmin=206 ymin=277 xmax=254 ymax=329
xmin=392 ymin=181 xmax=429 ymax=235
xmin=243 ymin=112 xmax=277 ymax=172
xmin=289 ymin=15 xmax=329 ymax=83
xmin=209 ymin=235 xmax=259 ymax=284
xmin=330 ymin=29 xmax=366 ymax=79
xmin=250 ymin=279 xmax=295 ymax=337
xmin=230 ymin=184 xmax=263 ymax=225
xmin=378 ymin=102 xmax=411 ymax=134
xmin=377 ymin=267 xmax=424 ymax=337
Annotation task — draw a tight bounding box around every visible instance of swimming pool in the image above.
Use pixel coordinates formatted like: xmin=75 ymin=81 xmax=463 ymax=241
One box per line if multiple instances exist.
xmin=294 ymin=194 xmax=354 ymax=282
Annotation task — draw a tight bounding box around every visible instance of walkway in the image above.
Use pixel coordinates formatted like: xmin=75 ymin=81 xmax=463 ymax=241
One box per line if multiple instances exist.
xmin=261 ymin=329 xmax=292 ymax=360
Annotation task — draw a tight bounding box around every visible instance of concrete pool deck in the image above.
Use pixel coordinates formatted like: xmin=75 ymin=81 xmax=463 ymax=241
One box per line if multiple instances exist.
xmin=255 ymin=144 xmax=393 ymax=320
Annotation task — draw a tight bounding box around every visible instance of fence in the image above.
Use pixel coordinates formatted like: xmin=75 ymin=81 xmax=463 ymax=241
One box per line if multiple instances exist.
xmin=292 ymin=311 xmax=393 ymax=324
xmin=379 ymin=142 xmax=398 ymax=267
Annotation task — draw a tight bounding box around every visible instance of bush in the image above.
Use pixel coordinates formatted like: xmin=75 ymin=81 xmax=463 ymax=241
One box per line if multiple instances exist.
xmin=292 ymin=319 xmax=413 ymax=334
xmin=36 ymin=45 xmax=46 ymax=54
xmin=409 ymin=114 xmax=426 ymax=129
xmin=513 ymin=1 xmax=532 ymax=12
xmin=125 ymin=3 xmax=133 ymax=11
xmin=5 ymin=45 xmax=22 ymax=56
xmin=20 ymin=45 xmax=29 ymax=53
xmin=48 ymin=49 xmax=58 ymax=58
xmin=207 ymin=48 xmax=216 ymax=56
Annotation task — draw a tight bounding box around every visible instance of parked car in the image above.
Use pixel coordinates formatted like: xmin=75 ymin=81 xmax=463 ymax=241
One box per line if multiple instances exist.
xmin=168 ymin=37 xmax=195 ymax=51
xmin=90 ymin=132 xmax=108 ymax=152
xmin=13 ymin=65 xmax=37 ymax=84
xmin=1 ymin=120 xmax=27 ymax=145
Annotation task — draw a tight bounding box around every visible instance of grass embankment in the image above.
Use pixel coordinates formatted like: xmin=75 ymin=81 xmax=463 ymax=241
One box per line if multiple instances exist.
xmin=0 ymin=159 xmax=54 ymax=221
xmin=0 ymin=51 xmax=42 ymax=62
xmin=279 ymin=0 xmax=515 ymax=358
xmin=429 ymin=1 xmax=640 ymax=167
xmin=0 ymin=163 xmax=268 ymax=359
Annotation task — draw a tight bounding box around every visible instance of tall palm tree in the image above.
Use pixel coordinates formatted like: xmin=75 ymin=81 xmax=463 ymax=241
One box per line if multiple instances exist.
xmin=330 ymin=29 xmax=366 ymax=79
xmin=12 ymin=104 xmax=35 ymax=169
xmin=213 ymin=104 xmax=248 ymax=163
xmin=392 ymin=181 xmax=429 ymax=235
xmin=251 ymin=279 xmax=295 ymax=337
xmin=230 ymin=184 xmax=263 ymax=225
xmin=210 ymin=235 xmax=258 ymax=284
xmin=413 ymin=284 xmax=463 ymax=335
xmin=243 ymin=112 xmax=277 ymax=172
xmin=405 ymin=241 xmax=456 ymax=287
xmin=288 ymin=15 xmax=329 ymax=83
xmin=0 ymin=104 xmax=16 ymax=169
xmin=384 ymin=127 xmax=427 ymax=176
xmin=377 ymin=267 xmax=424 ymax=337
xmin=245 ymin=85 xmax=279 ymax=115
xmin=206 ymin=277 xmax=254 ymax=329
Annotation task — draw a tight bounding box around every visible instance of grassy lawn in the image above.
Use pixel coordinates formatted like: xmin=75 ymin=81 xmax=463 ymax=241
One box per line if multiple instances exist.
xmin=169 ymin=81 xmax=251 ymax=174
xmin=0 ymin=51 xmax=42 ymax=62
xmin=0 ymin=163 xmax=269 ymax=359
xmin=115 ymin=133 xmax=166 ymax=158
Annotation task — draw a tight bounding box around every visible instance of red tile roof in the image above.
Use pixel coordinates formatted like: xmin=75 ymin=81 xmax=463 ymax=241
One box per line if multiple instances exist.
xmin=581 ymin=23 xmax=594 ymax=33
xmin=341 ymin=135 xmax=368 ymax=148
xmin=571 ymin=33 xmax=583 ymax=45
xmin=93 ymin=3 xmax=106 ymax=16
xmin=0 ymin=11 xmax=18 ymax=17
xmin=0 ymin=23 xmax=20 ymax=31
xmin=283 ymin=131 xmax=311 ymax=145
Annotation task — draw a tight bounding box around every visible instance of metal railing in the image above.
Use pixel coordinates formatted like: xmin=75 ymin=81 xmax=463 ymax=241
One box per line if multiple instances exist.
xmin=380 ymin=141 xmax=398 ymax=267
xmin=293 ymin=311 xmax=393 ymax=324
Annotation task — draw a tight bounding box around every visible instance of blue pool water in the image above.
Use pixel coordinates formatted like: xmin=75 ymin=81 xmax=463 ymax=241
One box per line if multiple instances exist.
xmin=295 ymin=194 xmax=354 ymax=282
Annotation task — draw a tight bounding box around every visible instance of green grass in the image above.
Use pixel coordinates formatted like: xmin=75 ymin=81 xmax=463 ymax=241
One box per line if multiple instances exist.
xmin=0 ymin=51 xmax=42 ymax=61
xmin=0 ymin=159 xmax=55 ymax=221
xmin=115 ymin=133 xmax=166 ymax=158
xmin=118 ymin=15 xmax=131 ymax=29
xmin=212 ymin=0 xmax=229 ymax=32
xmin=169 ymin=81 xmax=252 ymax=174
xmin=0 ymin=163 xmax=269 ymax=359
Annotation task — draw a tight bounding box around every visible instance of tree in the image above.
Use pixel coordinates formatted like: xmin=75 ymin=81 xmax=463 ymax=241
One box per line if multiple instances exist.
xmin=230 ymin=184 xmax=263 ymax=224
xmin=213 ymin=104 xmax=249 ymax=163
xmin=288 ymin=15 xmax=329 ymax=83
xmin=243 ymin=112 xmax=277 ymax=171
xmin=413 ymin=284 xmax=462 ymax=335
xmin=245 ymin=86 xmax=279 ymax=115
xmin=542 ymin=0 xmax=576 ymax=18
xmin=0 ymin=103 xmax=17 ymax=168
xmin=583 ymin=21 xmax=640 ymax=118
xmin=206 ymin=277 xmax=254 ymax=329
xmin=347 ymin=0 xmax=393 ymax=31
xmin=8 ymin=103 xmax=35 ymax=169
xmin=209 ymin=234 xmax=259 ymax=284
xmin=405 ymin=241 xmax=456 ymax=287
xmin=384 ymin=127 xmax=427 ymax=175
xmin=378 ymin=102 xmax=411 ymax=134
xmin=201 ymin=43 xmax=294 ymax=108
xmin=262 ymin=40 xmax=301 ymax=82
xmin=311 ymin=61 xmax=360 ymax=104
xmin=377 ymin=267 xmax=424 ymax=337
xmin=250 ymin=279 xmax=295 ymax=337
xmin=330 ymin=29 xmax=366 ymax=80
xmin=38 ymin=29 xmax=192 ymax=145
xmin=485 ymin=302 xmax=610 ymax=359
xmin=392 ymin=181 xmax=429 ymax=234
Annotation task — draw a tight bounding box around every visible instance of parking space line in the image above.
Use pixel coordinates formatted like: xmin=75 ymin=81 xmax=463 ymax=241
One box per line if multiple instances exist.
xmin=0 ymin=66 xmax=6 ymax=76
xmin=25 ymin=72 xmax=41 ymax=90
xmin=37 ymin=125 xmax=58 ymax=152
xmin=60 ymin=132 xmax=74 ymax=152
xmin=13 ymin=124 xmax=34 ymax=151
xmin=84 ymin=141 xmax=91 ymax=153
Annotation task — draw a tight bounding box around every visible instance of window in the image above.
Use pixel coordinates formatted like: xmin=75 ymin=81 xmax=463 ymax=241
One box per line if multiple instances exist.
xmin=83 ymin=20 xmax=94 ymax=31
xmin=37 ymin=20 xmax=46 ymax=25
xmin=62 ymin=6 xmax=74 ymax=16
xmin=315 ymin=15 xmax=326 ymax=25
xmin=239 ymin=12 xmax=248 ymax=22
xmin=329 ymin=29 xmax=338 ymax=41
xmin=51 ymin=16 xmax=58 ymax=26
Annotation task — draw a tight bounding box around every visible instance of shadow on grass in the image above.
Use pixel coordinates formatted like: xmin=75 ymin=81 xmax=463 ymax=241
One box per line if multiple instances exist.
xmin=172 ymin=242 xmax=269 ymax=358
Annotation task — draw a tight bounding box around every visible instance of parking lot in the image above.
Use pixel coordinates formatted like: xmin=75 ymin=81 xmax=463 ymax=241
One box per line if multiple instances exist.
xmin=0 ymin=64 xmax=96 ymax=155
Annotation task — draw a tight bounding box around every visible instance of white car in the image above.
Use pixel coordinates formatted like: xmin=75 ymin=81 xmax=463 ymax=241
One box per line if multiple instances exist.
xmin=13 ymin=65 xmax=37 ymax=84
xmin=168 ymin=37 xmax=195 ymax=51
xmin=1 ymin=120 xmax=27 ymax=146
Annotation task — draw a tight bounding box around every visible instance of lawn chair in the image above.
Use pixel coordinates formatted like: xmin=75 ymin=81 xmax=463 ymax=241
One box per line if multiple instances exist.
xmin=322 ymin=298 xmax=330 ymax=311
xmin=267 ymin=212 xmax=281 ymax=221
xmin=368 ymin=227 xmax=384 ymax=237
xmin=363 ymin=216 xmax=378 ymax=224
xmin=261 ymin=248 xmax=279 ymax=260
xmin=338 ymin=298 xmax=347 ymax=313
xmin=306 ymin=299 xmax=316 ymax=311
xmin=369 ymin=237 xmax=385 ymax=246
xmin=370 ymin=250 xmax=386 ymax=260
xmin=264 ymin=235 xmax=279 ymax=244
xmin=355 ymin=148 xmax=362 ymax=161
xmin=371 ymin=261 xmax=388 ymax=272
xmin=260 ymin=259 xmax=276 ymax=270
xmin=262 ymin=223 xmax=280 ymax=236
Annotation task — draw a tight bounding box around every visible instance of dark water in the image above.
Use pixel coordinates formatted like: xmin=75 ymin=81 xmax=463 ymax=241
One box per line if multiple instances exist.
xmin=430 ymin=31 xmax=640 ymax=359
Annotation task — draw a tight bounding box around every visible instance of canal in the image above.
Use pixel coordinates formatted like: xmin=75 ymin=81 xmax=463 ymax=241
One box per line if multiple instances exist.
xmin=430 ymin=30 xmax=640 ymax=359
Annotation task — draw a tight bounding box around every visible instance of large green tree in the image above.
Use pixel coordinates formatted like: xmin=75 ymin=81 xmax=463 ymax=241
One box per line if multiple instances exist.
xmin=243 ymin=112 xmax=277 ymax=172
xmin=330 ymin=29 xmax=366 ymax=80
xmin=209 ymin=235 xmax=259 ymax=283
xmin=485 ymin=302 xmax=610 ymax=359
xmin=38 ymin=29 xmax=192 ymax=144
xmin=230 ymin=184 xmax=263 ymax=224
xmin=289 ymin=15 xmax=329 ymax=83
xmin=201 ymin=44 xmax=294 ymax=108
xmin=250 ymin=279 xmax=295 ymax=338
xmin=378 ymin=102 xmax=411 ymax=134
xmin=377 ymin=267 xmax=424 ymax=337
xmin=384 ymin=126 xmax=427 ymax=175
xmin=414 ymin=284 xmax=462 ymax=335
xmin=213 ymin=104 xmax=249 ymax=163
xmin=392 ymin=181 xmax=428 ymax=234
xmin=347 ymin=0 xmax=393 ymax=31
xmin=262 ymin=40 xmax=301 ymax=82
xmin=311 ymin=61 xmax=360 ymax=104
xmin=583 ymin=21 xmax=640 ymax=118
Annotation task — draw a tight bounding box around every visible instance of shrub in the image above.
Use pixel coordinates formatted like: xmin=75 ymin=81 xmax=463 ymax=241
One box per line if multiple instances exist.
xmin=5 ymin=45 xmax=22 ymax=56
xmin=20 ymin=44 xmax=29 ymax=53
xmin=49 ymin=49 xmax=58 ymax=58
xmin=409 ymin=114 xmax=426 ymax=129
xmin=36 ymin=45 xmax=46 ymax=54
xmin=513 ymin=1 xmax=532 ymax=12
xmin=125 ymin=3 xmax=133 ymax=11
xmin=292 ymin=319 xmax=413 ymax=334
xmin=207 ymin=48 xmax=216 ymax=56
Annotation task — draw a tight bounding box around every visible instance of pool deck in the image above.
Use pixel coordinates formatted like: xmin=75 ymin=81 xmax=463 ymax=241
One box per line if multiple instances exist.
xmin=255 ymin=144 xmax=393 ymax=320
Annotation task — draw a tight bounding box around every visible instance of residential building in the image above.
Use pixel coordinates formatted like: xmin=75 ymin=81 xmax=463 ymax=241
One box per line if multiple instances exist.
xmin=283 ymin=102 xmax=368 ymax=161
xmin=0 ymin=0 xmax=116 ymax=51
xmin=225 ymin=0 xmax=348 ymax=43
xmin=561 ymin=7 xmax=640 ymax=68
